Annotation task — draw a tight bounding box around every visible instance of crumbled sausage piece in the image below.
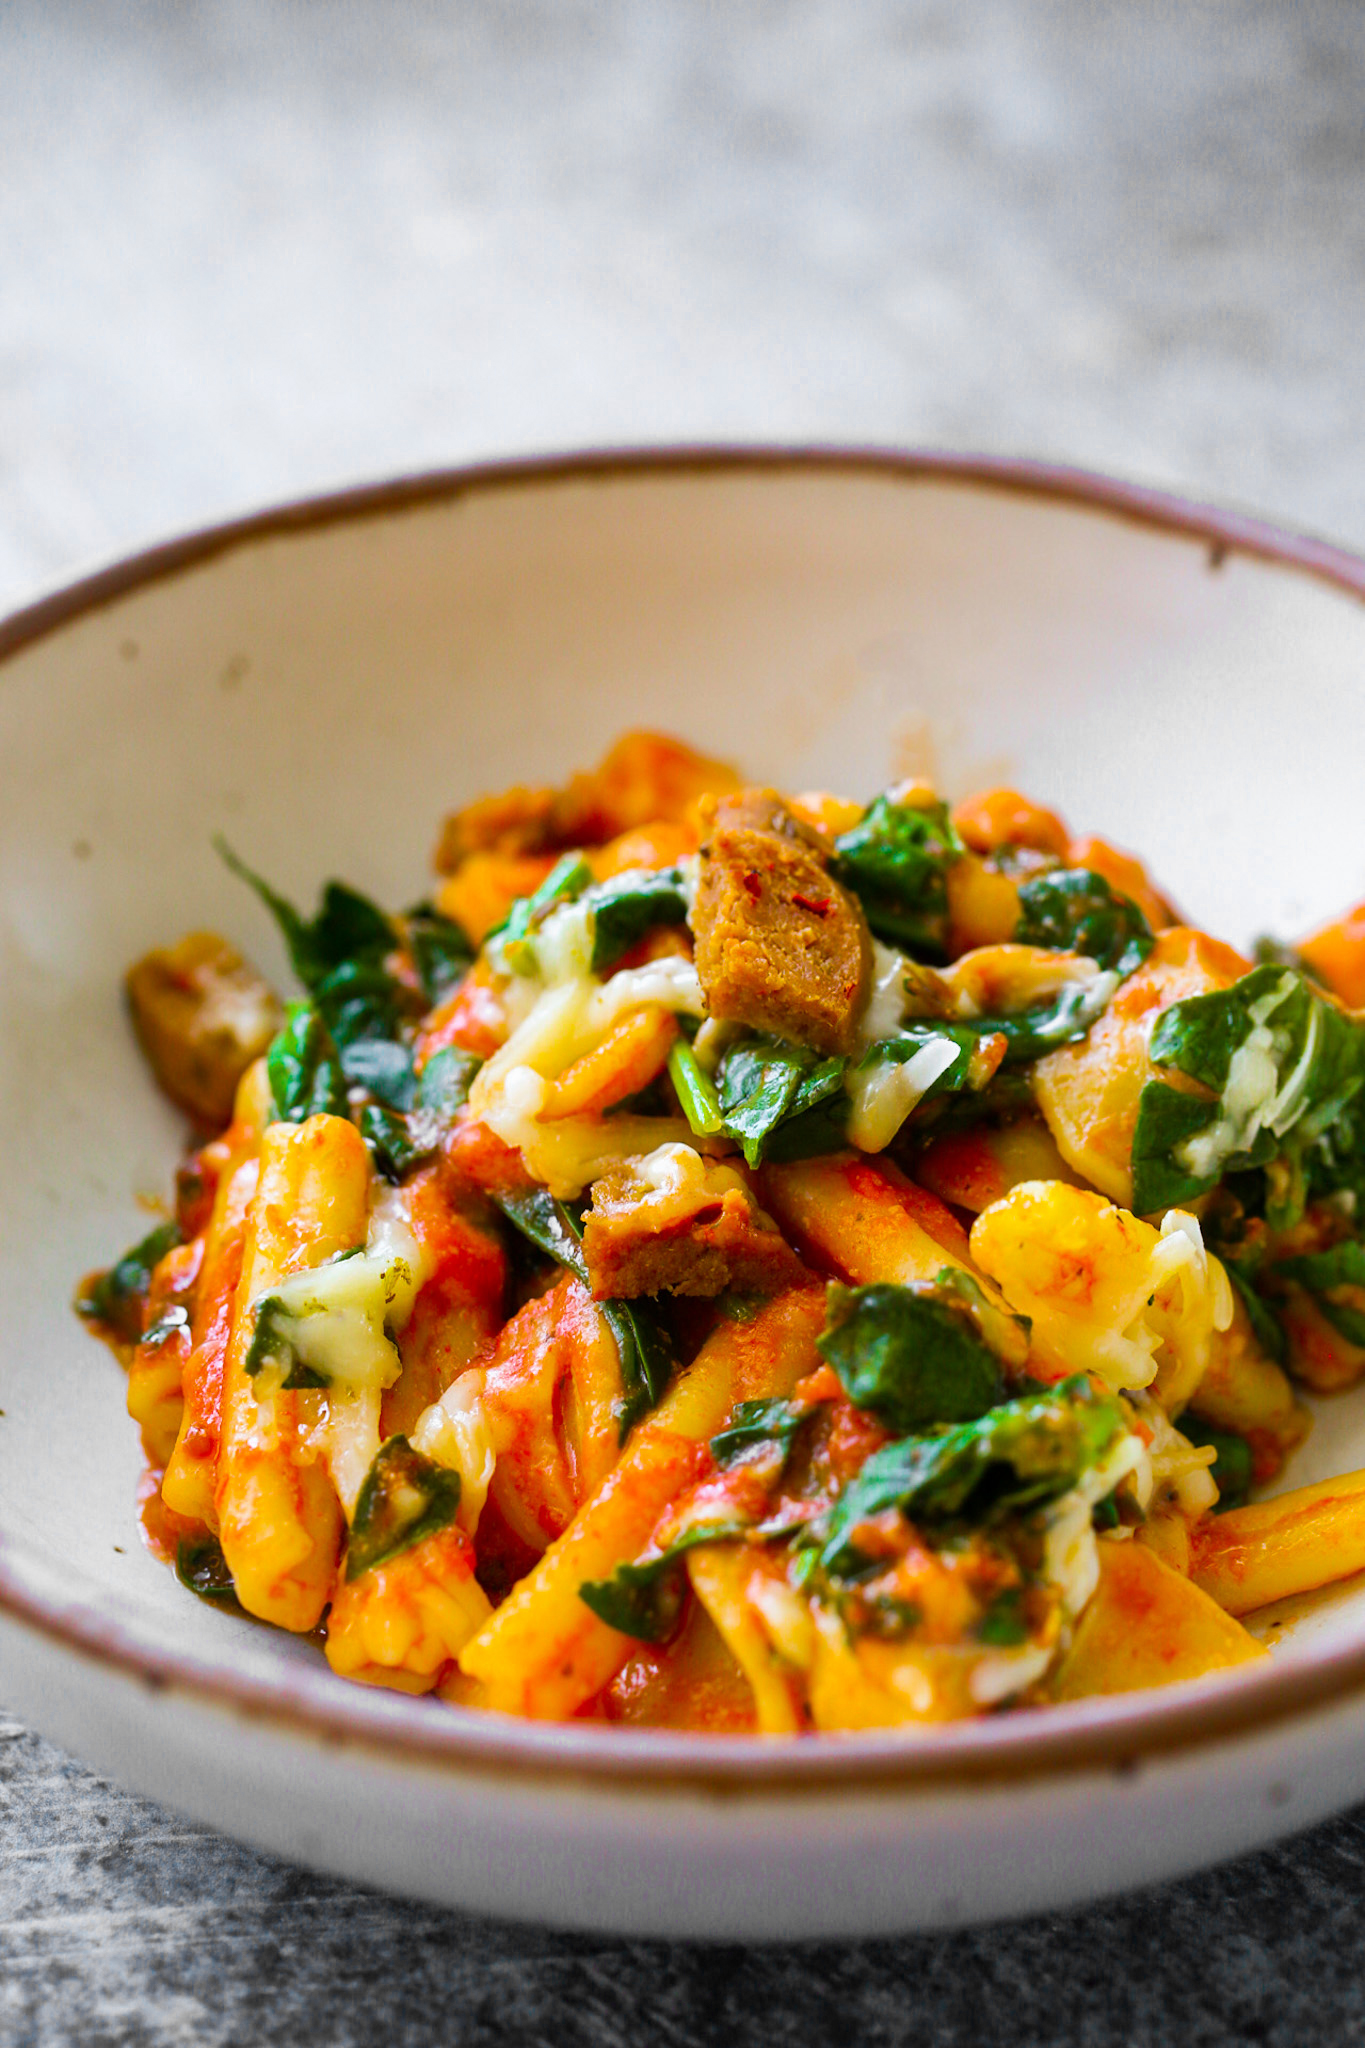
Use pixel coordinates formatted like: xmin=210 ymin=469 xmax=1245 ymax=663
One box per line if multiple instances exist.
xmin=582 ymin=1144 xmax=806 ymax=1300
xmin=126 ymin=931 xmax=282 ymax=1128
xmin=690 ymin=789 xmax=871 ymax=1055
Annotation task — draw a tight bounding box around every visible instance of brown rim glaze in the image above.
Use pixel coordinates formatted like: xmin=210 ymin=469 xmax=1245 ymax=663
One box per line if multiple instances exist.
xmin=5 ymin=444 xmax=1365 ymax=1798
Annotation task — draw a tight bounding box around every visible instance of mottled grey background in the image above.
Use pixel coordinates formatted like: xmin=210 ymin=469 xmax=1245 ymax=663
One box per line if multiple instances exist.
xmin=4 ymin=3 xmax=1365 ymax=2043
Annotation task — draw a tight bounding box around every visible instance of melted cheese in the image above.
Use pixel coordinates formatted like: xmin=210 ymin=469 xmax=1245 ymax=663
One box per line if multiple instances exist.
xmin=411 ymin=1369 xmax=497 ymax=1534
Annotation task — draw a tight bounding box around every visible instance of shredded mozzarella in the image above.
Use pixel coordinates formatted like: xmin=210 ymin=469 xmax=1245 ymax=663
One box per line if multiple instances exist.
xmin=412 ymin=1370 xmax=497 ymax=1534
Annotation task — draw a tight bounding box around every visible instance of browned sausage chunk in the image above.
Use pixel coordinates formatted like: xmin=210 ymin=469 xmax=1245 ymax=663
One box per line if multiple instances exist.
xmin=582 ymin=1146 xmax=806 ymax=1300
xmin=126 ymin=931 xmax=282 ymax=1128
xmin=690 ymin=790 xmax=871 ymax=1054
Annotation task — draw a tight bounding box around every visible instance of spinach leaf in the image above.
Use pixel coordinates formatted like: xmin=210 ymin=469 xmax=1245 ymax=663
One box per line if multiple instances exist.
xmin=405 ymin=901 xmax=475 ymax=1004
xmin=217 ymin=839 xmax=395 ymax=988
xmin=1178 ymin=1415 xmax=1254 ymax=1512
xmin=76 ymin=1220 xmax=183 ymax=1344
xmin=587 ymin=867 xmax=689 ymax=974
xmin=831 ymin=791 xmax=965 ymax=959
xmin=816 ymin=1282 xmax=1005 ymax=1435
xmin=346 ymin=1436 xmax=462 ymax=1581
xmin=176 ymin=1535 xmax=240 ymax=1605
xmin=715 ymin=1034 xmax=849 ymax=1167
xmin=492 ymin=1185 xmax=591 ymax=1283
xmin=1276 ymin=1239 xmax=1365 ymax=1349
xmin=360 ymin=1104 xmax=423 ymax=1185
xmin=815 ymin=1374 xmax=1124 ymax=1579
xmin=1223 ymin=1264 xmax=1288 ymax=1366
xmin=495 ymin=852 xmax=593 ymax=974
xmin=492 ymin=1187 xmax=677 ymax=1434
xmin=710 ymin=1397 xmax=809 ymax=1468
xmin=362 ymin=1046 xmax=483 ymax=1185
xmin=977 ymin=1587 xmax=1031 ymax=1646
xmin=242 ymin=1293 xmax=329 ymax=1390
xmin=578 ymin=1518 xmax=750 ymax=1641
xmin=603 ymin=1296 xmax=679 ymax=1439
xmin=267 ymin=1001 xmax=349 ymax=1122
xmin=1015 ymin=867 xmax=1154 ymax=979
xmin=1131 ymin=964 xmax=1365 ymax=1219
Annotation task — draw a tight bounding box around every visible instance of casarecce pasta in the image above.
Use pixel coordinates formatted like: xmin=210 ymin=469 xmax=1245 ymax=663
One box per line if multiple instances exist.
xmin=77 ymin=731 xmax=1365 ymax=1732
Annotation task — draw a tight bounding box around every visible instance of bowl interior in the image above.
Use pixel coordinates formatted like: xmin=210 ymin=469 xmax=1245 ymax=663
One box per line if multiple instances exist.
xmin=5 ymin=457 xmax=1365 ymax=1744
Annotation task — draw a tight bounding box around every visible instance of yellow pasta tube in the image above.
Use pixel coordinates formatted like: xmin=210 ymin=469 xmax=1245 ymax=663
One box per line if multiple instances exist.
xmin=685 ymin=1547 xmax=805 ymax=1735
xmin=324 ymin=1527 xmax=493 ymax=1695
xmin=457 ymin=1286 xmax=826 ymax=1719
xmin=1190 ymin=1470 xmax=1365 ymax=1617
xmin=215 ymin=1115 xmax=370 ymax=1631
xmin=1051 ymin=1538 xmax=1265 ymax=1698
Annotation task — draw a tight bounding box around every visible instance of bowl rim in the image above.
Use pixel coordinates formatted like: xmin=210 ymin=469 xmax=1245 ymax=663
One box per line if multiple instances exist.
xmin=7 ymin=440 xmax=1365 ymax=1797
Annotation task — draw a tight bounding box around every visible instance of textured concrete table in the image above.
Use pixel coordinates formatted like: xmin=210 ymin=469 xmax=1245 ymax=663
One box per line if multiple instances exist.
xmin=5 ymin=4 xmax=1365 ymax=2042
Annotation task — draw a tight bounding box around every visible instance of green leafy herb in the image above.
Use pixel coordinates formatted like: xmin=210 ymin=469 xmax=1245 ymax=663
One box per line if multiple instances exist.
xmin=493 ymin=1188 xmax=677 ymax=1435
xmin=492 ymin=1185 xmax=591 ymax=1283
xmin=1178 ymin=1415 xmax=1254 ymax=1512
xmin=346 ymin=1436 xmax=462 ymax=1581
xmin=667 ymin=1040 xmax=724 ymax=1137
xmin=831 ymin=790 xmax=965 ymax=959
xmin=587 ymin=867 xmax=689 ymax=973
xmin=266 ymin=1001 xmax=349 ymax=1122
xmin=710 ymin=1397 xmax=809 ymax=1468
xmin=217 ymin=839 xmax=395 ymax=988
xmin=242 ymin=1294 xmax=328 ymax=1389
xmin=495 ymin=852 xmax=593 ymax=974
xmin=602 ymin=1296 xmax=678 ymax=1438
xmin=816 ymin=1282 xmax=1005 ymax=1435
xmin=578 ymin=1519 xmax=750 ymax=1641
xmin=1225 ymin=1265 xmax=1288 ymax=1367
xmin=416 ymin=1045 xmax=481 ymax=1121
xmin=76 ymin=1220 xmax=183 ymax=1344
xmin=1131 ymin=964 xmax=1365 ymax=1220
xmin=716 ymin=1034 xmax=849 ymax=1167
xmin=1276 ymin=1240 xmax=1365 ymax=1349
xmin=176 ymin=1535 xmax=239 ymax=1605
xmin=360 ymin=1103 xmax=423 ymax=1185
xmin=977 ymin=1587 xmax=1031 ymax=1646
xmin=815 ymin=1374 xmax=1124 ymax=1579
xmin=1015 ymin=867 xmax=1154 ymax=979
xmin=405 ymin=901 xmax=475 ymax=1003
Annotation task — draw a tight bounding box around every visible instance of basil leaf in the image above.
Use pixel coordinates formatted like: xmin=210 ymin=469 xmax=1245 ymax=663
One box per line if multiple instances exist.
xmin=816 ymin=1374 xmax=1124 ymax=1579
xmin=346 ymin=1436 xmax=462 ymax=1581
xmin=831 ymin=791 xmax=965 ymax=959
xmin=1015 ymin=867 xmax=1154 ymax=979
xmin=1277 ymin=1240 xmax=1365 ymax=1349
xmin=710 ymin=1397 xmax=808 ymax=1468
xmin=76 ymin=1220 xmax=183 ymax=1344
xmin=405 ymin=901 xmax=475 ymax=1004
xmin=587 ymin=867 xmax=689 ymax=974
xmin=266 ymin=1001 xmax=349 ymax=1122
xmin=578 ymin=1518 xmax=749 ymax=1641
xmin=417 ymin=1045 xmax=481 ymax=1120
xmin=176 ymin=1536 xmax=239 ymax=1605
xmin=816 ymin=1282 xmax=1005 ymax=1435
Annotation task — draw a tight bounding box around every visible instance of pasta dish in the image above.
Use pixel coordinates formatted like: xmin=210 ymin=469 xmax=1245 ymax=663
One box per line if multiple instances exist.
xmin=77 ymin=731 xmax=1365 ymax=1732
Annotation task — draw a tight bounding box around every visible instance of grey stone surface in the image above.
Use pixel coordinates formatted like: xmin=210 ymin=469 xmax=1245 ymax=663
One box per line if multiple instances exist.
xmin=5 ymin=2 xmax=1365 ymax=2041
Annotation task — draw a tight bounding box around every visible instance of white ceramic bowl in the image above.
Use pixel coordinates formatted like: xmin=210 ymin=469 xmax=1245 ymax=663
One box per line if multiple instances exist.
xmin=5 ymin=450 xmax=1365 ymax=1939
